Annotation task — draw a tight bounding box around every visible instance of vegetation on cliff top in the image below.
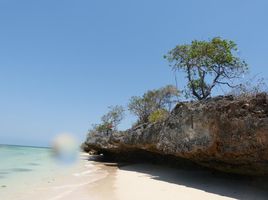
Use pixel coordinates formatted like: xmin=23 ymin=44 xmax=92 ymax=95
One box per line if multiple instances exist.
xmin=89 ymin=105 xmax=125 ymax=135
xmin=128 ymin=85 xmax=179 ymax=123
xmin=85 ymin=37 xmax=266 ymax=140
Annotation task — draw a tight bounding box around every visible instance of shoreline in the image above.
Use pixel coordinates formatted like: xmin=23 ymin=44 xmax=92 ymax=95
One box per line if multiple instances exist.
xmin=3 ymin=154 xmax=268 ymax=200
xmin=0 ymin=153 xmax=116 ymax=200
xmin=22 ymin=154 xmax=117 ymax=200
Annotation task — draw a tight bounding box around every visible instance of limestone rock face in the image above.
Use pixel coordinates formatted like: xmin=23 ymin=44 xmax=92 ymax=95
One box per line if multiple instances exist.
xmin=84 ymin=93 xmax=268 ymax=175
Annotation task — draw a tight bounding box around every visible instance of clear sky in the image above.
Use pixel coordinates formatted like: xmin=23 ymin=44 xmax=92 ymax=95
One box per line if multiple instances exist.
xmin=0 ymin=0 xmax=267 ymax=147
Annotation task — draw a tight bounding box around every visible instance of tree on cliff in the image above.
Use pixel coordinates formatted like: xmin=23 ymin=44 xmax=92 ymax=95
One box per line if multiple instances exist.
xmin=128 ymin=85 xmax=179 ymax=123
xmin=100 ymin=105 xmax=125 ymax=131
xmin=88 ymin=105 xmax=125 ymax=135
xmin=164 ymin=37 xmax=248 ymax=100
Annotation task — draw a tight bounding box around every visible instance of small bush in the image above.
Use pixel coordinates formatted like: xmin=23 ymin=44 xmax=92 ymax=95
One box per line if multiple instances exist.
xmin=128 ymin=85 xmax=179 ymax=123
xmin=229 ymin=77 xmax=268 ymax=98
xmin=95 ymin=122 xmax=113 ymax=132
xmin=148 ymin=109 xmax=169 ymax=123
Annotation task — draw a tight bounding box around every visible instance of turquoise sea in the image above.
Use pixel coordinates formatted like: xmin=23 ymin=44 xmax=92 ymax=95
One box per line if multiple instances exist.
xmin=0 ymin=144 xmax=81 ymax=199
xmin=0 ymin=144 xmax=55 ymax=186
xmin=0 ymin=144 xmax=98 ymax=200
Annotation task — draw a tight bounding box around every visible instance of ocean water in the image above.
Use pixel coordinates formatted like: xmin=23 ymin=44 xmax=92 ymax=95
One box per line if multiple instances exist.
xmin=0 ymin=144 xmax=81 ymax=199
xmin=0 ymin=145 xmax=55 ymax=185
xmin=0 ymin=144 xmax=51 ymax=176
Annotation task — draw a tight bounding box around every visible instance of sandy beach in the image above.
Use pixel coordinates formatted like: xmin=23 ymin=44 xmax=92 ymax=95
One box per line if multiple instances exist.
xmin=115 ymin=164 xmax=268 ymax=200
xmin=3 ymin=154 xmax=268 ymax=200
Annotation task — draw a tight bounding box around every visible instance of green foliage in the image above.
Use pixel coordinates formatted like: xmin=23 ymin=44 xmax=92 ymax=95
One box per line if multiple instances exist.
xmin=101 ymin=105 xmax=125 ymax=130
xmin=128 ymin=96 xmax=150 ymax=123
xmin=88 ymin=105 xmax=124 ymax=135
xmin=164 ymin=37 xmax=248 ymax=100
xmin=148 ymin=109 xmax=169 ymax=123
xmin=128 ymin=85 xmax=179 ymax=123
xmin=95 ymin=122 xmax=113 ymax=132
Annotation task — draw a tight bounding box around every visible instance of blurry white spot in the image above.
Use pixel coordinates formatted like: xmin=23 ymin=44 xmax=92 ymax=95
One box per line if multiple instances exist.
xmin=51 ymin=133 xmax=79 ymax=165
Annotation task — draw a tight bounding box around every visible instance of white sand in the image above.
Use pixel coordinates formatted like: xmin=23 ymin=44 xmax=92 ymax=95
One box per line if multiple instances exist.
xmin=114 ymin=164 xmax=268 ymax=200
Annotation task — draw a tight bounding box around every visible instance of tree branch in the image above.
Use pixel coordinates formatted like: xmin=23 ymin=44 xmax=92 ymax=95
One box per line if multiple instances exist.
xmin=215 ymin=80 xmax=238 ymax=88
xmin=187 ymin=65 xmax=202 ymax=100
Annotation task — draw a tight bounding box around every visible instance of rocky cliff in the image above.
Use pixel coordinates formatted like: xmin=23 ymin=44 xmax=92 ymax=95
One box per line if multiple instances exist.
xmin=83 ymin=93 xmax=268 ymax=175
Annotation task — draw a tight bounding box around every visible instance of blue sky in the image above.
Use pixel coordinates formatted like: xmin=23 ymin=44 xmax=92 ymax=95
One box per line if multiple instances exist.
xmin=0 ymin=0 xmax=267 ymax=147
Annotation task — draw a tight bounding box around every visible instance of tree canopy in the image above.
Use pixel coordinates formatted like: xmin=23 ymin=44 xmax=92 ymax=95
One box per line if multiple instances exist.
xmin=164 ymin=37 xmax=248 ymax=100
xmin=128 ymin=85 xmax=179 ymax=123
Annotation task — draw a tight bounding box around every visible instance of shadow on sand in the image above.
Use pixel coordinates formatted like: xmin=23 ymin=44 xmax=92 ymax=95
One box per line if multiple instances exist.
xmin=120 ymin=163 xmax=268 ymax=200
xmin=88 ymin=155 xmax=268 ymax=200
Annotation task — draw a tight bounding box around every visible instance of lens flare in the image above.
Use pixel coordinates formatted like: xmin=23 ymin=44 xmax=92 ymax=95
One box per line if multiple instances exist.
xmin=51 ymin=133 xmax=79 ymax=165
